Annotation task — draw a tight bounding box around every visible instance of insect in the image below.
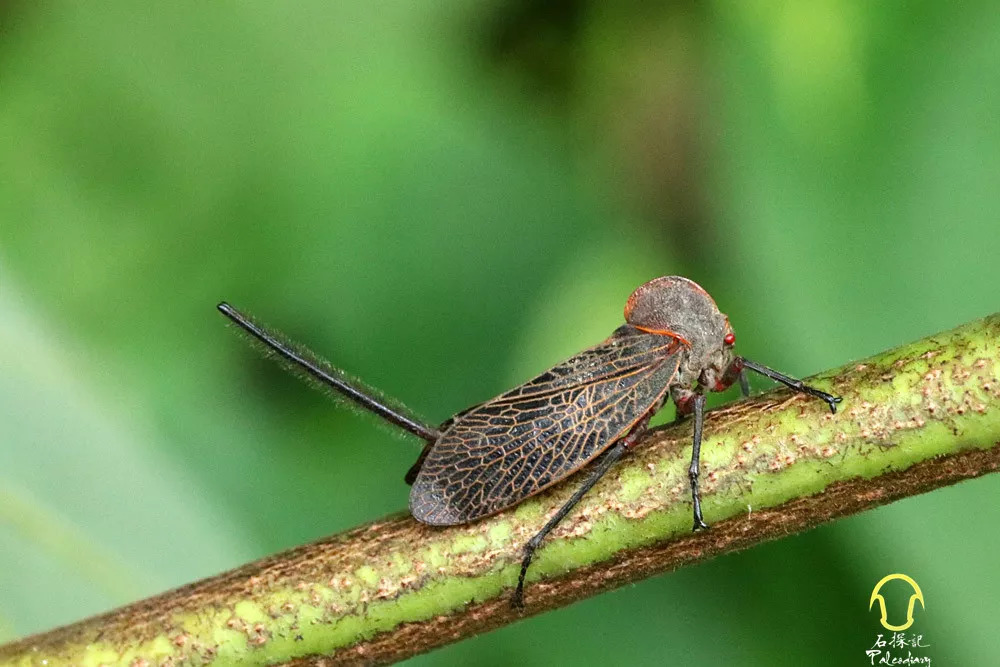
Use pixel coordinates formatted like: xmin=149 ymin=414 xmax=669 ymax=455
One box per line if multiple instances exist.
xmin=218 ymin=275 xmax=841 ymax=607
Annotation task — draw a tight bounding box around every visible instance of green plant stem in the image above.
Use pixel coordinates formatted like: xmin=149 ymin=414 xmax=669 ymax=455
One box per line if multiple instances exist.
xmin=3 ymin=315 xmax=1000 ymax=667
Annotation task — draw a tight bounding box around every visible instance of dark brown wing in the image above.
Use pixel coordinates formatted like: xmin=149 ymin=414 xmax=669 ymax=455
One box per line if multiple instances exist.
xmin=409 ymin=328 xmax=683 ymax=525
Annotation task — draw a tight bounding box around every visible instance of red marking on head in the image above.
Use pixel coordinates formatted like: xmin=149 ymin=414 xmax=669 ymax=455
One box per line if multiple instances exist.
xmin=724 ymin=332 xmax=736 ymax=346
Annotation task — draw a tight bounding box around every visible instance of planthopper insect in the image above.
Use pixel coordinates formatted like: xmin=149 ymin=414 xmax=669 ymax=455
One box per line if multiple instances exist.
xmin=218 ymin=275 xmax=841 ymax=607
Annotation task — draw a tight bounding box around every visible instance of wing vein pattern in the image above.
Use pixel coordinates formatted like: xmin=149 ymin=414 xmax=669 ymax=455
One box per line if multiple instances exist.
xmin=410 ymin=329 xmax=682 ymax=525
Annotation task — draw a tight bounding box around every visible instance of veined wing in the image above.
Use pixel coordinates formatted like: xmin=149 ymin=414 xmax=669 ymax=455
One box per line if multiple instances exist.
xmin=409 ymin=328 xmax=683 ymax=525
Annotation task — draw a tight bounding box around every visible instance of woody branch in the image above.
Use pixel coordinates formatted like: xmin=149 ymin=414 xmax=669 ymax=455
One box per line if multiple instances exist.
xmin=2 ymin=315 xmax=999 ymax=666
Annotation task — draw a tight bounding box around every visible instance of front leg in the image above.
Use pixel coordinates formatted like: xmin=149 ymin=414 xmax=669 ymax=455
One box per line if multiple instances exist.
xmin=739 ymin=357 xmax=842 ymax=413
xmin=738 ymin=368 xmax=750 ymax=397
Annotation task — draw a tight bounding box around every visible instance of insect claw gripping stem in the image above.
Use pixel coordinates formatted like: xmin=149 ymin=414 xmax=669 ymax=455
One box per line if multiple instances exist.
xmin=739 ymin=357 xmax=842 ymax=413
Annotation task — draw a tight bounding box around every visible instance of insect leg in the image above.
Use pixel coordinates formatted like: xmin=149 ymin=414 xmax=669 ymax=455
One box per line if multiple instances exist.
xmin=688 ymin=393 xmax=709 ymax=531
xmin=513 ymin=414 xmax=652 ymax=608
xmin=739 ymin=357 xmax=842 ymax=413
xmin=738 ymin=368 xmax=751 ymax=398
xmin=512 ymin=442 xmax=628 ymax=609
xmin=404 ymin=443 xmax=433 ymax=485
xmin=218 ymin=303 xmax=441 ymax=443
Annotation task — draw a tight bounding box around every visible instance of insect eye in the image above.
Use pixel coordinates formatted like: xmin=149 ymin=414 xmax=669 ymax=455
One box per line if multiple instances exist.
xmin=724 ymin=332 xmax=736 ymax=346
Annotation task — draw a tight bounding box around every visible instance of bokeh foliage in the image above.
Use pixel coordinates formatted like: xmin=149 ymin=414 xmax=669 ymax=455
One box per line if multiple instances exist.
xmin=1 ymin=1 xmax=998 ymax=664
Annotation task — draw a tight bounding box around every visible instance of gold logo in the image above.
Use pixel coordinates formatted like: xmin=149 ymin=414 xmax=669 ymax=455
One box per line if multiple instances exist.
xmin=869 ymin=573 xmax=925 ymax=631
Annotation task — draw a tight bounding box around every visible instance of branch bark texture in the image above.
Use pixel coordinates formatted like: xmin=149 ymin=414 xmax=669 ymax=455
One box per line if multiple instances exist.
xmin=3 ymin=315 xmax=1000 ymax=666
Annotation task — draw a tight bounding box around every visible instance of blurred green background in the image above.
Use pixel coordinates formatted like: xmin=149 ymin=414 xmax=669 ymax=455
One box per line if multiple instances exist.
xmin=1 ymin=1 xmax=998 ymax=664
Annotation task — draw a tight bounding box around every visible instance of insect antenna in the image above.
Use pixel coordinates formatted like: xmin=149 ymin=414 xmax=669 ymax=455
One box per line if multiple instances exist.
xmin=217 ymin=302 xmax=440 ymax=443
